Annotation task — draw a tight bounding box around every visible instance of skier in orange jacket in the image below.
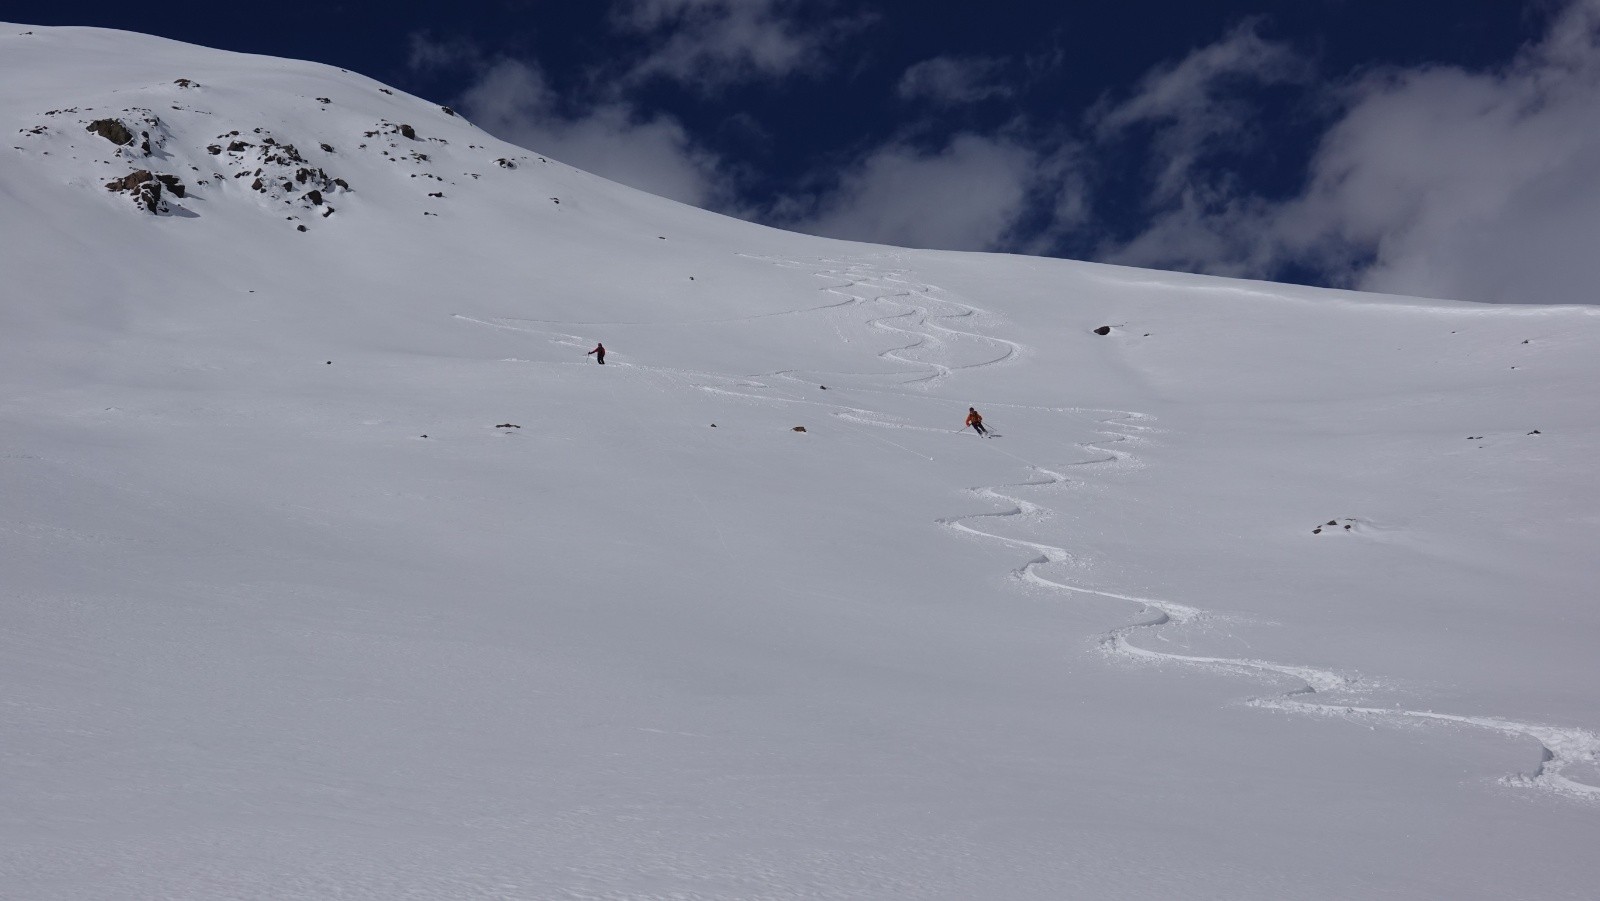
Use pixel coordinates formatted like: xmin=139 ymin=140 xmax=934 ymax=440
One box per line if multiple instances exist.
xmin=965 ymin=407 xmax=988 ymax=436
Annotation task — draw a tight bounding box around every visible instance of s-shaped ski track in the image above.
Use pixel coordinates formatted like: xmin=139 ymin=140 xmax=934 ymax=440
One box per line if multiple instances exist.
xmin=751 ymin=255 xmax=1600 ymax=804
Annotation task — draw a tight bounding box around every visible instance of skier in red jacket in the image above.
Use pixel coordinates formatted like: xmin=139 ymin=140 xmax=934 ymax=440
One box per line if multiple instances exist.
xmin=965 ymin=407 xmax=988 ymax=436
xmin=587 ymin=342 xmax=605 ymax=364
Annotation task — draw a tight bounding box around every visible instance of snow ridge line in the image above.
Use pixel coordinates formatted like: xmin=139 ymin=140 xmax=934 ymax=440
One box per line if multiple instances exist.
xmin=941 ymin=412 xmax=1600 ymax=802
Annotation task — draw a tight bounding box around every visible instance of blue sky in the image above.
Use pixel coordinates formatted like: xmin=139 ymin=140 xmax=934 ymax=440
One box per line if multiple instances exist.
xmin=11 ymin=1 xmax=1600 ymax=304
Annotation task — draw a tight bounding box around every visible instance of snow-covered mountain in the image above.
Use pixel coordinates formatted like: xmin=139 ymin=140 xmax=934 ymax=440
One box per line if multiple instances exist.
xmin=3 ymin=22 xmax=1598 ymax=901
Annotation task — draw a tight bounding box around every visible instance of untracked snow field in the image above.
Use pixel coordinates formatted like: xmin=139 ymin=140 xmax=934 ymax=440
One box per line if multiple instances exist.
xmin=2 ymin=23 xmax=1598 ymax=900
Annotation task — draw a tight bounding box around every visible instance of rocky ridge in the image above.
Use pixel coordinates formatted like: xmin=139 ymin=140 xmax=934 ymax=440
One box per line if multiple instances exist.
xmin=11 ymin=74 xmax=553 ymax=232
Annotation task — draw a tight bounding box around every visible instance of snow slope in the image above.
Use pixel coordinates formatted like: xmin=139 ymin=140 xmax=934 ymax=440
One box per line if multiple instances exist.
xmin=3 ymin=23 xmax=1598 ymax=900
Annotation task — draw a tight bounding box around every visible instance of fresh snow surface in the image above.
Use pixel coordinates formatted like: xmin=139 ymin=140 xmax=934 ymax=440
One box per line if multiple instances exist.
xmin=2 ymin=23 xmax=1598 ymax=901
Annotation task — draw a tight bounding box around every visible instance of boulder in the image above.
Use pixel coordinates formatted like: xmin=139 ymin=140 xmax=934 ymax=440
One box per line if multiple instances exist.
xmin=103 ymin=170 xmax=173 ymax=212
xmin=104 ymin=169 xmax=154 ymax=191
xmin=86 ymin=118 xmax=134 ymax=145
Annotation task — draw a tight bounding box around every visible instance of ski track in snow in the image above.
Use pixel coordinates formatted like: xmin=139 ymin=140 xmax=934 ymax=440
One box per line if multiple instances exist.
xmin=740 ymin=254 xmax=1023 ymax=388
xmin=786 ymin=256 xmax=1600 ymax=804
xmin=938 ymin=412 xmax=1600 ymax=801
xmin=465 ymin=253 xmax=1600 ymax=803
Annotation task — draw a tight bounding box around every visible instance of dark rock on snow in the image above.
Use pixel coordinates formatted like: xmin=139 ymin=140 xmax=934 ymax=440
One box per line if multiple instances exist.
xmin=86 ymin=118 xmax=134 ymax=145
xmin=104 ymin=169 xmax=182 ymax=212
xmin=105 ymin=169 xmax=154 ymax=191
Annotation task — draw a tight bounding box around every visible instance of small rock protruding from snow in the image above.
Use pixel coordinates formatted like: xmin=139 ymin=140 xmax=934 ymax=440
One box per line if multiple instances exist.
xmin=1093 ymin=325 xmax=1112 ymax=335
xmin=792 ymin=426 xmax=807 ymax=433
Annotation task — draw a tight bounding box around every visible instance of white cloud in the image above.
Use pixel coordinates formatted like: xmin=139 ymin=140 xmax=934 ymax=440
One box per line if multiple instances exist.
xmin=780 ymin=134 xmax=1046 ymax=251
xmin=613 ymin=0 xmax=866 ymax=92
xmin=1092 ymin=21 xmax=1309 ymax=202
xmin=415 ymin=3 xmax=866 ymax=211
xmin=407 ymin=33 xmax=482 ymax=73
xmin=1277 ymin=0 xmax=1600 ymax=304
xmin=896 ymin=56 xmax=1012 ymax=105
xmin=456 ymin=58 xmax=727 ymax=207
xmin=1106 ymin=0 xmax=1600 ymax=306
